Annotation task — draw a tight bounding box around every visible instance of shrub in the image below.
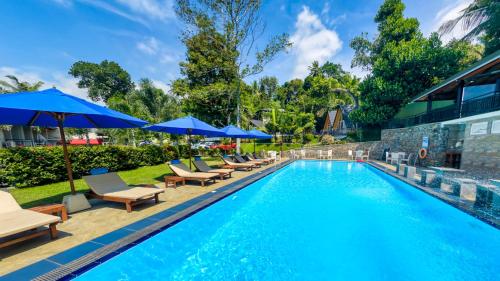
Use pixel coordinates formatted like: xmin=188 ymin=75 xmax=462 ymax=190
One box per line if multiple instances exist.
xmin=321 ymin=135 xmax=335 ymax=145
xmin=0 ymin=145 xmax=170 ymax=188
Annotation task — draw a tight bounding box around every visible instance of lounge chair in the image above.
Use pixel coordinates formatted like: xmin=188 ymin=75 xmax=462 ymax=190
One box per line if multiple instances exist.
xmin=244 ymin=153 xmax=270 ymax=165
xmin=253 ymin=152 xmax=275 ymax=163
xmin=192 ymin=157 xmax=233 ymax=179
xmin=169 ymin=161 xmax=219 ymax=186
xmin=247 ymin=153 xmax=272 ymax=164
xmin=84 ymin=172 xmax=164 ymax=213
xmin=221 ymin=156 xmax=254 ymax=171
xmin=0 ymin=191 xmax=60 ymax=248
xmin=233 ymin=154 xmax=261 ymax=167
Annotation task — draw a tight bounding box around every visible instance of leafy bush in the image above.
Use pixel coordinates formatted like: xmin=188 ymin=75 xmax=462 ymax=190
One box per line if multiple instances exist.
xmin=0 ymin=145 xmax=171 ymax=188
xmin=320 ymin=135 xmax=335 ymax=145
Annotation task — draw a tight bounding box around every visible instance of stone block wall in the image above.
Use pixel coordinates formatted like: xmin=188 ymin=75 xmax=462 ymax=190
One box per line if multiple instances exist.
xmin=379 ymin=123 xmax=462 ymax=166
xmin=298 ymin=141 xmax=383 ymax=159
xmin=461 ymin=116 xmax=500 ymax=179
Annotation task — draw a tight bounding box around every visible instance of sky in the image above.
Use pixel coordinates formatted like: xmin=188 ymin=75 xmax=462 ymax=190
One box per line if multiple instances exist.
xmin=0 ymin=0 xmax=472 ymax=100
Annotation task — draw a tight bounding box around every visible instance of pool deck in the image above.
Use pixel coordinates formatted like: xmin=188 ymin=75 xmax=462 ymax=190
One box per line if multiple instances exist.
xmin=0 ymin=159 xmax=291 ymax=280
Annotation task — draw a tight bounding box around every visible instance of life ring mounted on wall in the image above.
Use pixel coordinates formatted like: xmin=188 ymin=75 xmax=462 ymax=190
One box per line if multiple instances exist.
xmin=418 ymin=148 xmax=427 ymax=159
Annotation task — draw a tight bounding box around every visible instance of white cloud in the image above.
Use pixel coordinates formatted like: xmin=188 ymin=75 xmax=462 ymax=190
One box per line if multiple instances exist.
xmin=290 ymin=6 xmax=342 ymax=79
xmin=137 ymin=37 xmax=159 ymax=55
xmin=115 ymin=0 xmax=175 ymax=21
xmin=432 ymin=0 xmax=473 ymax=43
xmin=50 ymin=0 xmax=73 ymax=7
xmin=80 ymin=0 xmax=150 ymax=27
xmin=160 ymin=53 xmax=175 ymax=64
xmin=0 ymin=66 xmax=90 ymax=101
xmin=321 ymin=2 xmax=330 ymax=16
xmin=136 ymin=37 xmax=178 ymax=65
xmin=152 ymin=80 xmax=170 ymax=93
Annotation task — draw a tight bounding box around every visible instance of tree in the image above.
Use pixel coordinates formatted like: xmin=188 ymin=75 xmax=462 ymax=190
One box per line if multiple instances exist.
xmin=349 ymin=0 xmax=477 ymax=125
xmin=107 ymin=79 xmax=181 ymax=145
xmin=0 ymin=75 xmax=44 ymax=92
xmin=439 ymin=0 xmax=499 ymax=55
xmin=175 ymin=0 xmax=291 ymax=128
xmin=69 ymin=60 xmax=134 ymax=103
xmin=258 ymin=76 xmax=279 ymax=101
xmin=0 ymin=75 xmax=44 ymax=131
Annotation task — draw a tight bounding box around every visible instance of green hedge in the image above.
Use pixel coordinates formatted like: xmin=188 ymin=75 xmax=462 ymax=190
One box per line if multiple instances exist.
xmin=0 ymin=145 xmax=173 ymax=188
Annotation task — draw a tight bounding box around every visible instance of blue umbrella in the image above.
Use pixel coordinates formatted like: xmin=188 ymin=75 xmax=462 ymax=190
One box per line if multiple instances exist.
xmin=0 ymin=88 xmax=148 ymax=194
xmin=248 ymin=129 xmax=272 ymax=139
xmin=145 ymin=116 xmax=224 ymax=168
xmin=247 ymin=129 xmax=272 ymax=154
xmin=221 ymin=125 xmax=252 ymax=138
xmin=145 ymin=116 xmax=223 ymax=136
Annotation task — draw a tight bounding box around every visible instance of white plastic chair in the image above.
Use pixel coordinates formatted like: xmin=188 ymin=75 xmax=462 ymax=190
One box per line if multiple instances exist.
xmin=317 ymin=150 xmax=323 ymax=159
xmin=362 ymin=150 xmax=370 ymax=160
xmin=355 ymin=150 xmax=363 ymax=160
xmin=385 ymin=152 xmax=393 ymax=163
xmin=300 ymin=149 xmax=306 ymax=159
xmin=327 ymin=150 xmax=333 ymax=159
xmin=348 ymin=150 xmax=353 ymax=160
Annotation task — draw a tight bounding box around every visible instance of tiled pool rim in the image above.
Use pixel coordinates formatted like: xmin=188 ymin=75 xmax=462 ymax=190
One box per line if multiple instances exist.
xmin=2 ymin=160 xmax=498 ymax=280
xmin=367 ymin=161 xmax=499 ymax=229
xmin=1 ymin=160 xmax=294 ymax=281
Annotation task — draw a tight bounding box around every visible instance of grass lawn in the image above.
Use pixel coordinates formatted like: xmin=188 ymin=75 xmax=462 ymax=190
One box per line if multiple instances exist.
xmin=10 ymin=157 xmax=223 ymax=208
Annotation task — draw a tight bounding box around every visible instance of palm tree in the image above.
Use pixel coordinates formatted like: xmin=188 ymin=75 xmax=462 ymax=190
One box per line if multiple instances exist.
xmin=0 ymin=75 xmax=44 ymax=131
xmin=0 ymin=75 xmax=44 ymax=93
xmin=439 ymin=0 xmax=499 ymax=55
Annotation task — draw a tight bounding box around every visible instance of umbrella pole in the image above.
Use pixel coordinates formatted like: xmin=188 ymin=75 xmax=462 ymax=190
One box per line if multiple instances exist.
xmin=253 ymin=139 xmax=256 ymax=154
xmin=56 ymin=115 xmax=76 ymax=195
xmin=187 ymin=131 xmax=192 ymax=170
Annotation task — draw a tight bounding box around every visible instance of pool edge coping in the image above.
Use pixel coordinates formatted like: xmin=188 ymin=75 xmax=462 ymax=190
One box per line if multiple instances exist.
xmin=2 ymin=160 xmax=294 ymax=281
xmin=366 ymin=161 xmax=499 ymax=229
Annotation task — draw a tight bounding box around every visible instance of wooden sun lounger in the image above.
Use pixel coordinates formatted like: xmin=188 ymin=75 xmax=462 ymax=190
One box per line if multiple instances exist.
xmin=233 ymin=154 xmax=261 ymax=167
xmin=0 ymin=191 xmax=60 ymax=248
xmin=83 ymin=173 xmax=164 ymax=213
xmin=169 ymin=164 xmax=219 ymax=186
xmin=193 ymin=159 xmax=234 ymax=179
xmin=253 ymin=153 xmax=275 ymax=163
xmin=245 ymin=154 xmax=271 ymax=164
xmin=221 ymin=157 xmax=254 ymax=171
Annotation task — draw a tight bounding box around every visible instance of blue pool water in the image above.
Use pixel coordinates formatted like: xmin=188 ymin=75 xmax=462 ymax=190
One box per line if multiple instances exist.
xmin=74 ymin=161 xmax=499 ymax=280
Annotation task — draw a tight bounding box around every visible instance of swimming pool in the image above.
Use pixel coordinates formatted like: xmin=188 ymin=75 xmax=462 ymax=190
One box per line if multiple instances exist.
xmin=73 ymin=161 xmax=499 ymax=280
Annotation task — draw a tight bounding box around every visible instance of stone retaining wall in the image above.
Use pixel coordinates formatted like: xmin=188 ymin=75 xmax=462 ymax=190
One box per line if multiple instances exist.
xmin=299 ymin=141 xmax=383 ymax=159
xmin=461 ymin=115 xmax=500 ymax=179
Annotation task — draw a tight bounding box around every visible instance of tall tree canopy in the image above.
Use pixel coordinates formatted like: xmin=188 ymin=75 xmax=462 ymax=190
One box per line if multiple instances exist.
xmin=173 ymin=0 xmax=291 ymax=127
xmin=349 ymin=0 xmax=479 ymax=126
xmin=69 ymin=60 xmax=134 ymax=103
xmin=439 ymin=0 xmax=499 ymax=55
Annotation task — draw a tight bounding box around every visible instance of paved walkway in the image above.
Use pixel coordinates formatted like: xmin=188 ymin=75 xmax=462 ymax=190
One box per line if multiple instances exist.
xmin=0 ymin=160 xmax=284 ymax=276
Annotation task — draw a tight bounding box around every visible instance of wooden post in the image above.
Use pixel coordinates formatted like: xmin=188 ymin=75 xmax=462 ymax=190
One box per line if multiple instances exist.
xmin=56 ymin=114 xmax=76 ymax=194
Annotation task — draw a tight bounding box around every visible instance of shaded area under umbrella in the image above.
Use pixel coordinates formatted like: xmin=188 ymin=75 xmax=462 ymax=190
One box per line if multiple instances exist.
xmin=247 ymin=129 xmax=272 ymax=154
xmin=0 ymin=88 xmax=148 ymax=195
xmin=144 ymin=116 xmax=224 ymax=168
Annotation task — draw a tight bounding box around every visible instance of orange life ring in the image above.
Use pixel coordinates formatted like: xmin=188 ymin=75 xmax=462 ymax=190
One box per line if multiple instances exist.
xmin=418 ymin=148 xmax=427 ymax=159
